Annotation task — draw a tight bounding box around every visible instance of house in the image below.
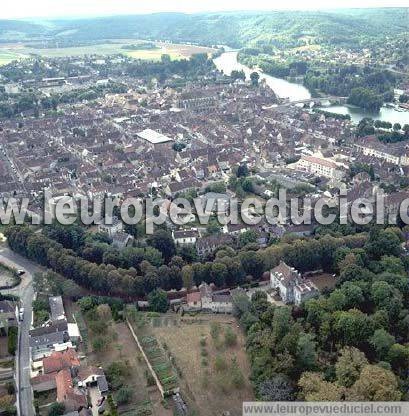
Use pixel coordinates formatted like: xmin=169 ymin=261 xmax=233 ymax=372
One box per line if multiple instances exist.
xmin=43 ymin=348 xmax=80 ymax=374
xmin=165 ymin=179 xmax=201 ymax=196
xmin=224 ymin=222 xmax=249 ymax=235
xmin=30 ymin=331 xmax=70 ymax=359
xmin=67 ymin=323 xmax=81 ymax=344
xmin=49 ymin=296 xmax=66 ymax=322
xmin=56 ymin=368 xmax=87 ymax=413
xmin=77 ymin=366 xmax=109 ymax=395
xmin=270 ymin=261 xmax=319 ymax=305
xmin=30 ymin=320 xmax=69 ymax=337
xmin=294 ymin=281 xmax=320 ymax=305
xmin=355 ymin=135 xmax=409 ymax=166
xmin=136 ymin=128 xmax=174 ymax=151
xmin=0 ymin=300 xmax=17 ymax=334
xmin=296 ymin=154 xmax=345 ymax=180
xmin=172 ymin=229 xmax=199 ymax=246
xmin=200 ymin=283 xmax=232 ymax=313
xmin=29 ymin=320 xmax=70 ymax=359
xmin=285 ymin=224 xmax=315 ymax=237
xmin=199 ymin=192 xmax=231 ymax=215
xmin=270 ymin=261 xmax=301 ymax=304
xmin=196 ymin=234 xmax=234 ymax=257
xmin=112 ymin=231 xmax=134 ymax=249
xmin=31 ymin=373 xmax=57 ymax=392
xmin=98 ymin=216 xmax=123 ymax=237
xmin=186 ymin=291 xmax=202 ymax=310
xmin=183 ymin=283 xmax=233 ymax=313
xmin=31 ymin=351 xmax=108 ymax=414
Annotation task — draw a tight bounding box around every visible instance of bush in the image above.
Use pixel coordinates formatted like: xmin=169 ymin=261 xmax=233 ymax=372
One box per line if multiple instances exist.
xmin=87 ymin=317 xmax=108 ymax=334
xmin=224 ymin=327 xmax=238 ymax=347
xmin=7 ymin=327 xmax=18 ymax=356
xmin=5 ymin=382 xmax=15 ymax=395
xmin=92 ymin=337 xmax=107 ymax=352
xmin=107 ymin=394 xmax=119 ymax=416
xmin=35 ymin=309 xmax=49 ymax=324
xmin=48 ymin=402 xmax=65 ymax=416
xmin=230 ymin=357 xmax=245 ymax=388
xmin=214 ymin=337 xmax=225 ymax=351
xmin=32 ymin=299 xmax=50 ymax=312
xmin=210 ymin=322 xmax=221 ymax=340
xmin=114 ymin=386 xmax=133 ymax=405
xmin=214 ymin=355 xmax=228 ymax=372
xmin=148 ymin=289 xmax=169 ymax=313
xmin=106 ymin=361 xmax=129 ymax=389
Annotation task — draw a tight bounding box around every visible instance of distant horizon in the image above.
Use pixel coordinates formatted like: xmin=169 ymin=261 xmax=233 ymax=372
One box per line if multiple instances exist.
xmin=2 ymin=0 xmax=408 ymax=20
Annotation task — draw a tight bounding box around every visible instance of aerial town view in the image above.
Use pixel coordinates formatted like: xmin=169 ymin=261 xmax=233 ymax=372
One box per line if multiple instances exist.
xmin=0 ymin=1 xmax=409 ymax=416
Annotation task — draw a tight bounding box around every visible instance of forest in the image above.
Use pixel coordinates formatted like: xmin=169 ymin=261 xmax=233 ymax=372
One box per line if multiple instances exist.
xmin=234 ymin=227 xmax=409 ymax=401
xmin=1 ymin=9 xmax=407 ymax=48
xmin=304 ymin=66 xmax=396 ymax=111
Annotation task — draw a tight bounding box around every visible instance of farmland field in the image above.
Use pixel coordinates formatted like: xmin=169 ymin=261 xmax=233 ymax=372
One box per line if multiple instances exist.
xmin=0 ymin=50 xmax=26 ymax=66
xmin=0 ymin=40 xmax=216 ymax=65
xmin=138 ymin=313 xmax=255 ymax=416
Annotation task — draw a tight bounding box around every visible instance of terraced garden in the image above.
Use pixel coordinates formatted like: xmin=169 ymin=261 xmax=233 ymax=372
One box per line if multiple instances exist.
xmin=139 ymin=335 xmax=179 ymax=396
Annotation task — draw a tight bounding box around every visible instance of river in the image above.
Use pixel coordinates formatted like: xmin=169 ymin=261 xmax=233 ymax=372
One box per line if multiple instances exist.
xmin=213 ymin=51 xmax=409 ymax=125
xmin=213 ymin=51 xmax=311 ymax=102
xmin=316 ymin=104 xmax=409 ymax=126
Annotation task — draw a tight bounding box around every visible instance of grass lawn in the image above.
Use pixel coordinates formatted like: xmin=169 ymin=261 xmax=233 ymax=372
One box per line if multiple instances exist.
xmin=148 ymin=314 xmax=254 ymax=416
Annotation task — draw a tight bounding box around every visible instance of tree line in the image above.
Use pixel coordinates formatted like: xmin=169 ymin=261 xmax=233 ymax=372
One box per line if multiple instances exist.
xmin=5 ymin=223 xmax=371 ymax=299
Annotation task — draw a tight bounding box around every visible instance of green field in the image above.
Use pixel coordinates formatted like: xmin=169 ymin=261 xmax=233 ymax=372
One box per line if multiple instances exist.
xmin=0 ymin=40 xmax=216 ymax=65
xmin=0 ymin=51 xmax=26 ymax=66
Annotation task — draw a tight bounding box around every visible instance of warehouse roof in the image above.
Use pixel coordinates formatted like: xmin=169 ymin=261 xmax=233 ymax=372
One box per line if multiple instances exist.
xmin=137 ymin=128 xmax=173 ymax=144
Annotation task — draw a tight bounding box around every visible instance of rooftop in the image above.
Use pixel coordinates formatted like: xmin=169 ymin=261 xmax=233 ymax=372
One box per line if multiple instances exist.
xmin=43 ymin=348 xmax=80 ymax=374
xmin=49 ymin=296 xmax=66 ymax=322
xmin=137 ymin=128 xmax=174 ymax=144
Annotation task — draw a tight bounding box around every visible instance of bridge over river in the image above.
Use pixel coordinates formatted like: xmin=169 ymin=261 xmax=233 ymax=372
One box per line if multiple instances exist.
xmin=263 ymin=96 xmax=348 ymax=110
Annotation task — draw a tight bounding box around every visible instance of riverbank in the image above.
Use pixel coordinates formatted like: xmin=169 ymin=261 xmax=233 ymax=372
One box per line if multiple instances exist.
xmin=214 ymin=51 xmax=409 ymax=125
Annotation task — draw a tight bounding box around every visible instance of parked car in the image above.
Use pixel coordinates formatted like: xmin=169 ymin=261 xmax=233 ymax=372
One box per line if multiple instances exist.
xmin=19 ymin=307 xmax=24 ymax=321
xmin=98 ymin=401 xmax=106 ymax=414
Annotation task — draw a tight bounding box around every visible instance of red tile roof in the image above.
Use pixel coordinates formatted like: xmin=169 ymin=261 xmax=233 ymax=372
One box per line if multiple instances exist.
xmin=56 ymin=369 xmax=87 ymax=411
xmin=56 ymin=369 xmax=73 ymax=402
xmin=187 ymin=291 xmax=201 ymax=304
xmin=30 ymin=373 xmax=56 ymax=386
xmin=43 ymin=348 xmax=80 ymax=374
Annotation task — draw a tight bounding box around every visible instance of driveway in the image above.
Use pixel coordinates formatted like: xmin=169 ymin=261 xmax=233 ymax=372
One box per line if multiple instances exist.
xmin=88 ymin=386 xmax=103 ymax=416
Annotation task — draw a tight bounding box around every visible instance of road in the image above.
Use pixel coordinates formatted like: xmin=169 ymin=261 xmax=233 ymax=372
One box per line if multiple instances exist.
xmin=0 ymin=245 xmax=41 ymax=416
